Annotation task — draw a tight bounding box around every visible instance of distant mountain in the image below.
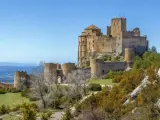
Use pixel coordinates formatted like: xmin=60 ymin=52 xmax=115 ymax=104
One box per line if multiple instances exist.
xmin=0 ymin=62 xmax=38 ymax=66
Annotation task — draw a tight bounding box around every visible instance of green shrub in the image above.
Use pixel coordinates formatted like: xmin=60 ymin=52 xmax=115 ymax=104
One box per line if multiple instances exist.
xmin=88 ymin=83 xmax=102 ymax=91
xmin=7 ymin=87 xmax=19 ymax=93
xmin=0 ymin=89 xmax=6 ymax=94
xmin=40 ymin=111 xmax=52 ymax=120
xmin=51 ymin=98 xmax=61 ymax=109
xmin=62 ymin=108 xmax=72 ymax=120
xmin=0 ymin=105 xmax=10 ymax=115
xmin=21 ymin=88 xmax=30 ymax=97
xmin=21 ymin=103 xmax=37 ymax=120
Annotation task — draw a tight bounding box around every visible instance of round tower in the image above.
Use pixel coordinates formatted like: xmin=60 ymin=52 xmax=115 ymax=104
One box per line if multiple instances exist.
xmin=57 ymin=64 xmax=61 ymax=70
xmin=124 ymin=48 xmax=135 ymax=67
xmin=14 ymin=71 xmax=21 ymax=89
xmin=62 ymin=63 xmax=76 ymax=77
xmin=44 ymin=63 xmax=57 ymax=83
xmin=90 ymin=58 xmax=103 ymax=78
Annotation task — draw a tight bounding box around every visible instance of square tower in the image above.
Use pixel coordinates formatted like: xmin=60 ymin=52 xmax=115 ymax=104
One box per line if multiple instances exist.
xmin=111 ymin=18 xmax=126 ymax=38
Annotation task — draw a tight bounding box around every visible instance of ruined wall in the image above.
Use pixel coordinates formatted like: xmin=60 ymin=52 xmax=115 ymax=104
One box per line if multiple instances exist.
xmin=44 ymin=63 xmax=57 ymax=83
xmin=14 ymin=71 xmax=29 ymax=89
xmin=62 ymin=63 xmax=76 ymax=77
xmin=90 ymin=58 xmax=127 ymax=78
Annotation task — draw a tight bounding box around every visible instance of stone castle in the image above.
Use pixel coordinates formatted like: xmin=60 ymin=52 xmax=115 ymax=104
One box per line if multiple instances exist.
xmin=14 ymin=17 xmax=149 ymax=89
xmin=78 ymin=18 xmax=148 ymax=66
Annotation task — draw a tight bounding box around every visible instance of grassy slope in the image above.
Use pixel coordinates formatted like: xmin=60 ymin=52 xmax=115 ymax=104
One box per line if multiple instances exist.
xmin=0 ymin=93 xmax=31 ymax=109
xmin=88 ymin=79 xmax=114 ymax=85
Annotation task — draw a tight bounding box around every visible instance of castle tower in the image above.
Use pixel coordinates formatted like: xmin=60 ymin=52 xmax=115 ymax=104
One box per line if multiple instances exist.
xmin=14 ymin=71 xmax=29 ymax=90
xmin=78 ymin=36 xmax=87 ymax=66
xmin=44 ymin=63 xmax=57 ymax=83
xmin=124 ymin=48 xmax=135 ymax=67
xmin=62 ymin=63 xmax=76 ymax=77
xmin=111 ymin=18 xmax=126 ymax=38
xmin=14 ymin=71 xmax=21 ymax=89
xmin=90 ymin=58 xmax=103 ymax=78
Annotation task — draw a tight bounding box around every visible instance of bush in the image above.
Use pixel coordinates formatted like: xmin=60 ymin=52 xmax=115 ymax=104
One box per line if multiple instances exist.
xmin=8 ymin=87 xmax=20 ymax=93
xmin=0 ymin=105 xmax=10 ymax=115
xmin=21 ymin=103 xmax=37 ymax=120
xmin=11 ymin=104 xmax=20 ymax=112
xmin=0 ymin=89 xmax=6 ymax=94
xmin=62 ymin=108 xmax=72 ymax=120
xmin=51 ymin=98 xmax=61 ymax=109
xmin=88 ymin=83 xmax=102 ymax=91
xmin=21 ymin=88 xmax=30 ymax=97
xmin=40 ymin=111 xmax=52 ymax=120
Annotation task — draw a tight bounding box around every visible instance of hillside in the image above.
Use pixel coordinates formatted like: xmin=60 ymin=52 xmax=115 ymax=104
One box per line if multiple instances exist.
xmin=73 ymin=51 xmax=160 ymax=120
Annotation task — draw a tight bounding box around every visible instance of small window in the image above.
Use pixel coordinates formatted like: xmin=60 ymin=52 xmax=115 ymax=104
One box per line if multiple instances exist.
xmin=102 ymin=70 xmax=105 ymax=74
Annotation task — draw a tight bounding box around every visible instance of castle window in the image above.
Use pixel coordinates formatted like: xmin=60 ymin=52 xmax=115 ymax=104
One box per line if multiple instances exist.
xmin=102 ymin=70 xmax=105 ymax=74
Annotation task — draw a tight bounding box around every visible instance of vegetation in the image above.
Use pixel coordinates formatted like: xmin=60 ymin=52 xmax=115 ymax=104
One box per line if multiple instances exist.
xmin=40 ymin=111 xmax=52 ymax=120
xmin=20 ymin=103 xmax=37 ymax=120
xmin=62 ymin=108 xmax=72 ymax=120
xmin=88 ymin=83 xmax=102 ymax=91
xmin=0 ymin=93 xmax=31 ymax=109
xmin=0 ymin=86 xmax=19 ymax=94
xmin=74 ymin=50 xmax=160 ymax=120
xmin=88 ymin=79 xmax=113 ymax=85
xmin=0 ymin=105 xmax=10 ymax=115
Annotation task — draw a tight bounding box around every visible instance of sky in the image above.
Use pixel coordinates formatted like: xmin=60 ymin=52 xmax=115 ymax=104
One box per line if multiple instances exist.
xmin=0 ymin=0 xmax=160 ymax=64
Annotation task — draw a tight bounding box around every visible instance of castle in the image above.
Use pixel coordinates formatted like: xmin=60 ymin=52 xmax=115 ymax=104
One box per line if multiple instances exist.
xmin=14 ymin=17 xmax=149 ymax=89
xmin=78 ymin=18 xmax=148 ymax=66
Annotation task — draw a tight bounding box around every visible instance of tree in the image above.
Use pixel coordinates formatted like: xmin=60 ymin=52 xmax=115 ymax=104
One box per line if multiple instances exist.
xmin=150 ymin=46 xmax=157 ymax=53
xmin=30 ymin=62 xmax=50 ymax=108
xmin=67 ymin=69 xmax=90 ymax=102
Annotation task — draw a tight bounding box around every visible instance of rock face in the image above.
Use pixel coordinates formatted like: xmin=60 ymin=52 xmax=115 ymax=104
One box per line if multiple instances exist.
xmin=158 ymin=68 xmax=160 ymax=77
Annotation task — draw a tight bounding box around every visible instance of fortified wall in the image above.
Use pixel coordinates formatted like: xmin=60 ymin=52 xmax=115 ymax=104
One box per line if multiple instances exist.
xmin=44 ymin=62 xmax=76 ymax=83
xmin=13 ymin=62 xmax=76 ymax=88
xmin=90 ymin=48 xmax=135 ymax=78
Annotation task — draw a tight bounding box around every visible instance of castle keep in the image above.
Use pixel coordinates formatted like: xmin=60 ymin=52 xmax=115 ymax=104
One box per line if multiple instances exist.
xmin=78 ymin=18 xmax=148 ymax=66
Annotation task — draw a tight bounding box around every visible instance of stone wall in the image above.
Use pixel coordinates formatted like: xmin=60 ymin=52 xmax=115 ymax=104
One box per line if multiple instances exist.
xmin=62 ymin=63 xmax=76 ymax=77
xmin=90 ymin=58 xmax=127 ymax=78
xmin=44 ymin=63 xmax=57 ymax=83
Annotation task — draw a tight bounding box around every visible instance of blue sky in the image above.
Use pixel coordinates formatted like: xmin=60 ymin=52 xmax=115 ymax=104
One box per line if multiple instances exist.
xmin=0 ymin=0 xmax=159 ymax=64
